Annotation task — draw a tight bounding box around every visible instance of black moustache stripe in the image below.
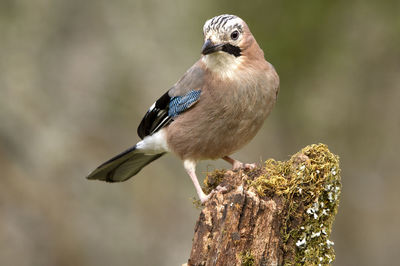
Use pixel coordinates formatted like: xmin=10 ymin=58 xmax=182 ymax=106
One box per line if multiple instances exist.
xmin=222 ymin=44 xmax=241 ymax=57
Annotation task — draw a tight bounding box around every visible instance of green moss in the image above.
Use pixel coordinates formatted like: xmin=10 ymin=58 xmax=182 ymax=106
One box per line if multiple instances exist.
xmin=240 ymin=251 xmax=255 ymax=266
xmin=193 ymin=144 xmax=340 ymax=264
xmin=203 ymin=169 xmax=226 ymax=194
xmin=250 ymin=143 xmax=341 ymax=265
xmin=191 ymin=197 xmax=203 ymax=209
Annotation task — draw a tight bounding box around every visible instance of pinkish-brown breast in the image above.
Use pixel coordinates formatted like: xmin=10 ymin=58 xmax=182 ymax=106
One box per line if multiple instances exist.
xmin=166 ymin=61 xmax=279 ymax=161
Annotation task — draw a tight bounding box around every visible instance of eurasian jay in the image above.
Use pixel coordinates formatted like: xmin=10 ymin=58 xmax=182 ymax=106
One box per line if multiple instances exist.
xmin=86 ymin=14 xmax=280 ymax=203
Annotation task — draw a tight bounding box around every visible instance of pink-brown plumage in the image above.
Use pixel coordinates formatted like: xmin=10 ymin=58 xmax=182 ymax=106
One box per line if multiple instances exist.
xmin=167 ymin=60 xmax=278 ymax=160
xmin=87 ymin=14 xmax=279 ymax=204
xmin=167 ymin=20 xmax=279 ymax=161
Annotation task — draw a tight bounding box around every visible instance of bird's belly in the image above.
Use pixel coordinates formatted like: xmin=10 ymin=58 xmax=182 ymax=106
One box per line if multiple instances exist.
xmin=166 ymin=92 xmax=273 ymax=160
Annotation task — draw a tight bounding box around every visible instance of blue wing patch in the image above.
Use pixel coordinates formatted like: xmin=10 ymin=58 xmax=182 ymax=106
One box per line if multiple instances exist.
xmin=168 ymin=90 xmax=201 ymax=118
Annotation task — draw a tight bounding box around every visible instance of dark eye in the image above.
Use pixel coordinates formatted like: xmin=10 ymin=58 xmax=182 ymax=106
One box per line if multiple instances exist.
xmin=230 ymin=30 xmax=239 ymax=40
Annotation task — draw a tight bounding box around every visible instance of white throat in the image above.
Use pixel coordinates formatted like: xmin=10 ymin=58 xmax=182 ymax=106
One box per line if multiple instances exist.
xmin=202 ymin=52 xmax=243 ymax=79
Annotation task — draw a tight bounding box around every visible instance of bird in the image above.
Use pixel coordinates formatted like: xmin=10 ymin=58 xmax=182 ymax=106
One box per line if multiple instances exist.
xmin=86 ymin=14 xmax=280 ymax=203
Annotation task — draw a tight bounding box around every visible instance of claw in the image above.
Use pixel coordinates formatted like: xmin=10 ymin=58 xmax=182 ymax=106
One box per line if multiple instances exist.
xmin=199 ymin=193 xmax=212 ymax=204
xmin=242 ymin=163 xmax=256 ymax=170
xmin=223 ymin=156 xmax=256 ymax=170
xmin=199 ymin=185 xmax=227 ymax=204
xmin=215 ymin=185 xmax=228 ymax=193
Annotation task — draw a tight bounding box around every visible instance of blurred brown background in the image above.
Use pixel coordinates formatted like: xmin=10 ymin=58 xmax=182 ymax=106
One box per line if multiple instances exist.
xmin=1 ymin=0 xmax=399 ymax=265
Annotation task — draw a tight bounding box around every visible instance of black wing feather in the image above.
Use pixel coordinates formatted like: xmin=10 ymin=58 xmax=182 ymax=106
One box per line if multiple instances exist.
xmin=137 ymin=91 xmax=172 ymax=139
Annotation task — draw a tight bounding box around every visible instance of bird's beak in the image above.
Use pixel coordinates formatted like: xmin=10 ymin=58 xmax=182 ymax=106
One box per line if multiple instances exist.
xmin=201 ymin=39 xmax=224 ymax=55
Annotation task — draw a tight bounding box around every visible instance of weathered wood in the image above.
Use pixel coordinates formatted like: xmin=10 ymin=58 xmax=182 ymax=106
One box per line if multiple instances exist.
xmin=187 ymin=144 xmax=341 ymax=266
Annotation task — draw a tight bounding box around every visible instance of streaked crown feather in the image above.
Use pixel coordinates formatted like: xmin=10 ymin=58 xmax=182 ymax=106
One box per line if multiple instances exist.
xmin=203 ymin=14 xmax=244 ymax=35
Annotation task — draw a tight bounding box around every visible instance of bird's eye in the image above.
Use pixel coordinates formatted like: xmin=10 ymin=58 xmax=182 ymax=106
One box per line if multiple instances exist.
xmin=230 ymin=30 xmax=239 ymax=40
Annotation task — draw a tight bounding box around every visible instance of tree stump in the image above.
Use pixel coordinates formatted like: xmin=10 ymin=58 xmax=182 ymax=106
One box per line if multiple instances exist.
xmin=187 ymin=144 xmax=341 ymax=266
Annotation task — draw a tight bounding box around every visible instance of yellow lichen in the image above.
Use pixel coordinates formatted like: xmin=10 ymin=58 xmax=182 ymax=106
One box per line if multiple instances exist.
xmin=240 ymin=251 xmax=255 ymax=266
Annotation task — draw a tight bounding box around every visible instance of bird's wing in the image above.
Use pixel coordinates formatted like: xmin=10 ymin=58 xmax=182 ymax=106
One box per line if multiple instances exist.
xmin=87 ymin=63 xmax=204 ymax=182
xmin=137 ymin=62 xmax=205 ymax=139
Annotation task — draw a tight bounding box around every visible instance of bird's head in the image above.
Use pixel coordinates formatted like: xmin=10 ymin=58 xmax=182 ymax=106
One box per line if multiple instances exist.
xmin=201 ymin=14 xmax=261 ymax=76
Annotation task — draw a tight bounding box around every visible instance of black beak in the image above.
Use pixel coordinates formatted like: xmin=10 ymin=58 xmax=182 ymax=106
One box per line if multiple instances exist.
xmin=201 ymin=39 xmax=223 ymax=55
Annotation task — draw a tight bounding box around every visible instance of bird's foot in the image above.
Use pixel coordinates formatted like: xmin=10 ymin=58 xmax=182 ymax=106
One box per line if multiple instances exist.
xmin=223 ymin=156 xmax=256 ymax=171
xmin=199 ymin=185 xmax=227 ymax=204
xmin=232 ymin=161 xmax=256 ymax=171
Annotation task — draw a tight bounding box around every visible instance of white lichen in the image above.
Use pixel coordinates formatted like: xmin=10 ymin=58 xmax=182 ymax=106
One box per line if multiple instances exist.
xmin=328 ymin=192 xmax=333 ymax=202
xmin=325 ymin=254 xmax=333 ymax=263
xmin=311 ymin=231 xmax=321 ymax=238
xmin=331 ymin=167 xmax=337 ymax=176
xmin=296 ymin=237 xmax=307 ymax=248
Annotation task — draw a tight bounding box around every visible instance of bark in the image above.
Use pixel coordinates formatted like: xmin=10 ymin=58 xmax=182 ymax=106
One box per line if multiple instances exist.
xmin=187 ymin=144 xmax=341 ymax=266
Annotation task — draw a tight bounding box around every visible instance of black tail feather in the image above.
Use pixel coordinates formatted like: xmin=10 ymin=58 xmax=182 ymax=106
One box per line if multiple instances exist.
xmin=86 ymin=145 xmax=165 ymax=182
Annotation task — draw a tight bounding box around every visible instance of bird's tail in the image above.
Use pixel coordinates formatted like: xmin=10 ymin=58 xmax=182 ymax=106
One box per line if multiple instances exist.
xmin=86 ymin=145 xmax=165 ymax=182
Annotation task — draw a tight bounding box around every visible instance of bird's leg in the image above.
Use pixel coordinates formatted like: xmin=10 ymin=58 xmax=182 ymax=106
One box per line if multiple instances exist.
xmin=223 ymin=156 xmax=256 ymax=170
xmin=183 ymin=160 xmax=226 ymax=204
xmin=183 ymin=160 xmax=210 ymax=203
